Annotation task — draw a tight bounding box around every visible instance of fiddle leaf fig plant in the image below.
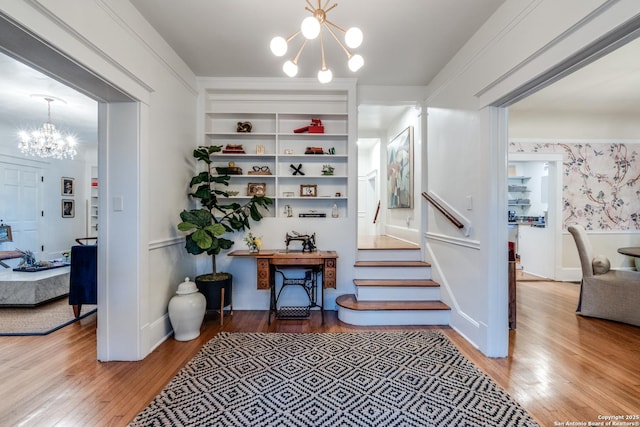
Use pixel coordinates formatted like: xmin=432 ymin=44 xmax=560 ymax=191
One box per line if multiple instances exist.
xmin=178 ymin=145 xmax=273 ymax=277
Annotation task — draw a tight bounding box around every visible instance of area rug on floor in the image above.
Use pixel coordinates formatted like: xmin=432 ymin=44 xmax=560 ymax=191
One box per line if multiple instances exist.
xmin=0 ymin=298 xmax=96 ymax=336
xmin=129 ymin=331 xmax=539 ymax=427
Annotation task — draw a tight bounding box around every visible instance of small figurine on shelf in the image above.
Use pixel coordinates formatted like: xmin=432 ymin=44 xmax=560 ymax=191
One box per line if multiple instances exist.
xmin=293 ymin=118 xmax=325 ymax=134
xmin=321 ymin=164 xmax=335 ymax=176
xmin=236 ymin=121 xmax=252 ymax=133
xmin=244 ymin=232 xmax=262 ymax=253
xmin=290 ymin=163 xmax=305 ymax=175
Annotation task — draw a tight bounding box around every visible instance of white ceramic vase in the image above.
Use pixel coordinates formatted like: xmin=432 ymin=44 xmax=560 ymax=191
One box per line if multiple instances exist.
xmin=168 ymin=277 xmax=206 ymax=341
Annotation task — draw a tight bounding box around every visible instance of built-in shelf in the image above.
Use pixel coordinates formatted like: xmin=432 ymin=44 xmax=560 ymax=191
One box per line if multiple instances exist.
xmin=203 ymin=98 xmax=350 ymax=218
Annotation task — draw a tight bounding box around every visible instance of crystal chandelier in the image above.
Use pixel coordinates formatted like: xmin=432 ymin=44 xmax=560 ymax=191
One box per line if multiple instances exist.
xmin=270 ymin=0 xmax=364 ymax=84
xmin=18 ymin=97 xmax=77 ymax=160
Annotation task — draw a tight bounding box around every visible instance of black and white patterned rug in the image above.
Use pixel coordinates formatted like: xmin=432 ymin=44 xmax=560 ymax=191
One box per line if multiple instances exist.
xmin=130 ymin=331 xmax=539 ymax=426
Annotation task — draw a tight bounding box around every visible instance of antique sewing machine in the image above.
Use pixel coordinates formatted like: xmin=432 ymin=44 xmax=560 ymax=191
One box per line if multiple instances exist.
xmin=285 ymin=231 xmax=316 ymax=253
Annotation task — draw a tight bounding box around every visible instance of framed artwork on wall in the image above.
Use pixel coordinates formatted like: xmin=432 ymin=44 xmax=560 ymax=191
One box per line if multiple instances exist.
xmin=62 ymin=199 xmax=75 ymax=218
xmin=62 ymin=177 xmax=74 ymax=196
xmin=0 ymin=225 xmax=12 ymax=243
xmin=386 ymin=126 xmax=413 ymax=208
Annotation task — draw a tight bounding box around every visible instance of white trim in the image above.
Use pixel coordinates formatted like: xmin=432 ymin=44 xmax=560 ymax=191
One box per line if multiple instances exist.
xmin=425 ymin=232 xmax=480 ymax=250
xmin=148 ymin=236 xmax=184 ymax=250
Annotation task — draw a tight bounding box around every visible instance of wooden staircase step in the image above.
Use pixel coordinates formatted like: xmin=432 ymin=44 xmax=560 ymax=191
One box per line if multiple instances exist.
xmin=358 ymin=246 xmax=420 ymax=251
xmin=353 ymin=279 xmax=439 ymax=288
xmin=336 ymin=294 xmax=450 ymax=311
xmin=354 ymin=261 xmax=431 ymax=268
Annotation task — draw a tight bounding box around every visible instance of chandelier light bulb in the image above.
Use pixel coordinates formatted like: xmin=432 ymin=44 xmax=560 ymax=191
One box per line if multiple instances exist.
xmin=272 ymin=2 xmax=363 ymax=80
xmin=301 ymin=16 xmax=321 ymax=40
xmin=348 ymin=54 xmax=364 ymax=72
xmin=318 ymin=68 xmax=333 ymax=84
xmin=345 ymin=27 xmax=363 ymax=48
xmin=283 ymin=60 xmax=298 ymax=77
xmin=270 ymin=36 xmax=288 ymax=57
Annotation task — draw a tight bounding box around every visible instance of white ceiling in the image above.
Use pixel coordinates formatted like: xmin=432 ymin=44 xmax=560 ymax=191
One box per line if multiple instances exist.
xmin=0 ymin=51 xmax=98 ymax=145
xmin=129 ymin=0 xmax=505 ymax=86
xmin=0 ymin=1 xmax=638 ymax=145
xmin=510 ymin=36 xmax=640 ymax=115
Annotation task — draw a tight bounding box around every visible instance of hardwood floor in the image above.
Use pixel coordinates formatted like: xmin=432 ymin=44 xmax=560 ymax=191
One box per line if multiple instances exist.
xmin=357 ymin=234 xmax=419 ymax=249
xmin=1 ymin=280 xmax=639 ymax=426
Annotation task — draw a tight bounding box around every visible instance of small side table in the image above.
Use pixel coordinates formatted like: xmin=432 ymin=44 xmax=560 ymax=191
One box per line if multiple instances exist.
xmin=617 ymin=247 xmax=640 ymax=271
xmin=228 ymin=249 xmax=338 ymax=325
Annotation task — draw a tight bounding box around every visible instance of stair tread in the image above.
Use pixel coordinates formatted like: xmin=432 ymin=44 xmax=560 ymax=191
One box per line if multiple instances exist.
xmin=354 ymin=261 xmax=431 ymax=267
xmin=358 ymin=246 xmax=420 ymax=251
xmin=353 ymin=279 xmax=439 ymax=287
xmin=336 ymin=294 xmax=450 ymax=311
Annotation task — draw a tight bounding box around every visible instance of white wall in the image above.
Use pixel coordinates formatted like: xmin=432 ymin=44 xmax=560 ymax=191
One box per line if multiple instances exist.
xmin=423 ymin=0 xmax=640 ymax=356
xmin=0 ymin=0 xmax=198 ymax=360
xmin=381 ymin=108 xmax=422 ymax=244
xmin=0 ymin=123 xmax=95 ymax=262
xmin=510 ymin=110 xmax=640 ymax=139
xmin=510 ymin=113 xmax=640 ymax=281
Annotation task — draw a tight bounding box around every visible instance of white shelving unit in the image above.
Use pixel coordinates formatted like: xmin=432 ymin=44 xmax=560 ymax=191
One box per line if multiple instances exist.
xmin=89 ymin=166 xmax=98 ymax=236
xmin=203 ymin=93 xmax=351 ymax=219
xmin=508 ymin=176 xmax=531 ymax=209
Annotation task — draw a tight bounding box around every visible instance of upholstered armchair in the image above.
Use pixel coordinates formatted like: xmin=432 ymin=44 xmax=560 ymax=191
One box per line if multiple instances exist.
xmin=568 ymin=225 xmax=640 ymax=326
xmin=68 ymin=244 xmax=97 ymax=318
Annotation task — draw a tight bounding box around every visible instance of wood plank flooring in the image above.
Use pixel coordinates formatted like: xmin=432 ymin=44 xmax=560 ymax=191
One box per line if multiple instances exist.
xmin=357 ymin=234 xmax=419 ymax=249
xmin=1 ymin=280 xmax=639 ymax=426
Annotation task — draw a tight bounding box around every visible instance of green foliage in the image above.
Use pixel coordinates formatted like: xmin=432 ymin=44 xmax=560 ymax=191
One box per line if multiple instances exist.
xmin=177 ymin=145 xmax=273 ymax=273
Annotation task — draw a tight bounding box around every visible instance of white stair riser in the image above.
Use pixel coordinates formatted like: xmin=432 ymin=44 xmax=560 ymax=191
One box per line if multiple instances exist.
xmin=357 ymin=250 xmax=421 ymax=262
xmin=338 ymin=307 xmax=450 ymax=326
xmin=356 ymin=286 xmax=441 ymax=302
xmin=354 ymin=267 xmax=430 ymax=280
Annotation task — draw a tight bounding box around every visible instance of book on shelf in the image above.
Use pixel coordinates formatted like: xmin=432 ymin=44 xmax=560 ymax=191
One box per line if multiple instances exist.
xmin=299 ymin=212 xmax=327 ymax=218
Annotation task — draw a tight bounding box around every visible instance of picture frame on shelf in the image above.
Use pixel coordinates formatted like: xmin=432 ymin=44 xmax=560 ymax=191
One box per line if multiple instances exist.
xmin=387 ymin=126 xmax=413 ymax=208
xmin=283 ymin=191 xmax=295 ymax=198
xmin=61 ymin=177 xmax=74 ymax=196
xmin=62 ymin=199 xmax=75 ymax=218
xmin=300 ymin=184 xmax=317 ymax=197
xmin=247 ymin=182 xmax=267 ymax=197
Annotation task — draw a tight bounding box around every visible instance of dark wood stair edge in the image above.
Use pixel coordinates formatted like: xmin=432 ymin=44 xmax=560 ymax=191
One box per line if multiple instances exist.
xmin=354 ymin=261 xmax=431 ymax=268
xmin=353 ymin=279 xmax=440 ymax=287
xmin=336 ymin=294 xmax=450 ymax=311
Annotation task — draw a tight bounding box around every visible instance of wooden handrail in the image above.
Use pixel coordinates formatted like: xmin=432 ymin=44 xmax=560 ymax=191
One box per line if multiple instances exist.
xmin=373 ymin=200 xmax=381 ymax=224
xmin=422 ymin=192 xmax=464 ymax=229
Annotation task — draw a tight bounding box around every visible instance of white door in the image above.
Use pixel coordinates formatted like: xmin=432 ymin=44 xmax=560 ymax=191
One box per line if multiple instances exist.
xmin=0 ymin=162 xmax=43 ymax=258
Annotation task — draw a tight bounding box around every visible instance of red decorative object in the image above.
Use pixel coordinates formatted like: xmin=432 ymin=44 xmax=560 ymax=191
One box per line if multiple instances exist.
xmin=308 ymin=118 xmax=324 ymax=133
xmin=293 ymin=118 xmax=324 ymax=134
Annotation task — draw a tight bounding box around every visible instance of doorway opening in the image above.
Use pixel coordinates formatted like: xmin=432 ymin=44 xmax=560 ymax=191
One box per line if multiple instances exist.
xmin=1 ymin=13 xmax=138 ymax=359
xmin=505 ymin=33 xmax=640 ymax=282
xmin=356 ymin=104 xmax=422 ymax=250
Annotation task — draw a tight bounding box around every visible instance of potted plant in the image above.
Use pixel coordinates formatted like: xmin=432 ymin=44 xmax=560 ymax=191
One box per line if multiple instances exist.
xmin=177 ymin=145 xmax=273 ymax=312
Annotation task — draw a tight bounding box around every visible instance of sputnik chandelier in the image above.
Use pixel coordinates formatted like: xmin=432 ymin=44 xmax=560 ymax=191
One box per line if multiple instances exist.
xmin=18 ymin=96 xmax=77 ymax=160
xmin=270 ymin=0 xmax=364 ymax=84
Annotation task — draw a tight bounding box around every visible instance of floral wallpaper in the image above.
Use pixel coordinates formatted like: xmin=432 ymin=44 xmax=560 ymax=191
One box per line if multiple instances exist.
xmin=509 ymin=141 xmax=640 ymax=230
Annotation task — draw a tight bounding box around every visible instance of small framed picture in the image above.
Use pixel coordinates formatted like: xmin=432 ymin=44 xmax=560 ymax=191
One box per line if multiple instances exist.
xmin=62 ymin=199 xmax=75 ymax=218
xmin=61 ymin=177 xmax=74 ymax=196
xmin=247 ymin=182 xmax=267 ymax=197
xmin=0 ymin=225 xmax=12 ymax=243
xmin=300 ymin=184 xmax=317 ymax=197
xmin=283 ymin=191 xmax=295 ymax=198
